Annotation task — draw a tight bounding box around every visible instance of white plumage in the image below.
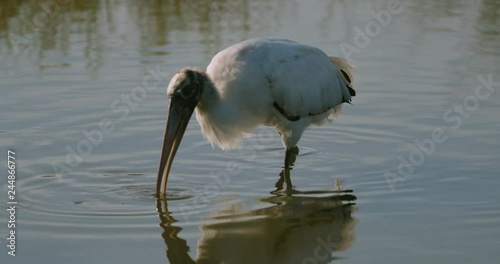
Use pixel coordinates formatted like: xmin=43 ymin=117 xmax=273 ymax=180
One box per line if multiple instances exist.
xmin=192 ymin=38 xmax=355 ymax=150
xmin=158 ymin=37 xmax=355 ymax=194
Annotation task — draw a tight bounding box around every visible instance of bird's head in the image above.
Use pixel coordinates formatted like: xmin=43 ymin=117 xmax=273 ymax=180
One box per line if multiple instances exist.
xmin=156 ymin=68 xmax=205 ymax=196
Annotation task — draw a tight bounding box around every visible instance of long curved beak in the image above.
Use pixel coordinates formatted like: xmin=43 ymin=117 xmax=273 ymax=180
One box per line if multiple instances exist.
xmin=156 ymin=99 xmax=196 ymax=196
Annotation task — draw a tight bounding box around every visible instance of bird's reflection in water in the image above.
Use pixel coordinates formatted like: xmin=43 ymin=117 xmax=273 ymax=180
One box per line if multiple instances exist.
xmin=157 ymin=147 xmax=356 ymax=263
xmin=157 ymin=192 xmax=357 ymax=264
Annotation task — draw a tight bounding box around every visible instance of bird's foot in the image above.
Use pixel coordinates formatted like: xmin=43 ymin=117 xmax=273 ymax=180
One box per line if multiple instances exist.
xmin=332 ymin=178 xmax=354 ymax=193
xmin=334 ymin=179 xmax=343 ymax=191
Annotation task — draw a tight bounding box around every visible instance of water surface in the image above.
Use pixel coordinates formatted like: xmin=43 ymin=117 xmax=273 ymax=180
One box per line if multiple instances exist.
xmin=1 ymin=0 xmax=499 ymax=263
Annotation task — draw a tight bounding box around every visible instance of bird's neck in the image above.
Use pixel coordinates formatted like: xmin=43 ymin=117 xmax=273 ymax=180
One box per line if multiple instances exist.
xmin=194 ymin=71 xmax=248 ymax=150
xmin=197 ymin=71 xmax=221 ymax=111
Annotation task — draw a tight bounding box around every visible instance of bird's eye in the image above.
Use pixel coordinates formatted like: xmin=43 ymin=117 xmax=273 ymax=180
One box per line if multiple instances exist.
xmin=179 ymin=84 xmax=197 ymax=99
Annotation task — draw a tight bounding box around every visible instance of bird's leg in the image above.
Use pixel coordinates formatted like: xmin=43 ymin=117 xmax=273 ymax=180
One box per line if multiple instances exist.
xmin=273 ymin=147 xmax=299 ymax=194
xmin=284 ymin=146 xmax=299 ymax=192
xmin=283 ymin=166 xmax=293 ymax=193
xmin=284 ymin=146 xmax=299 ymax=169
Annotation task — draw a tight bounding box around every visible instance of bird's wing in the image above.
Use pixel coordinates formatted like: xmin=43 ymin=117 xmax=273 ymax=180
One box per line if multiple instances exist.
xmin=263 ymin=40 xmax=354 ymax=118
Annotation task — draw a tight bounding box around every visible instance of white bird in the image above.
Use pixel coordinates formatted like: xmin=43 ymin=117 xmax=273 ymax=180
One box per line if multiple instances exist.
xmin=157 ymin=38 xmax=356 ymax=195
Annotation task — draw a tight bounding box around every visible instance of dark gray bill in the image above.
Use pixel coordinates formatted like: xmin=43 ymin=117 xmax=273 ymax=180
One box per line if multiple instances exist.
xmin=156 ymin=100 xmax=195 ymax=195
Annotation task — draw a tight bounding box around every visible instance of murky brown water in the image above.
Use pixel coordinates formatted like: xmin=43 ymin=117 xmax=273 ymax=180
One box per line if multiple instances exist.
xmin=1 ymin=0 xmax=499 ymax=263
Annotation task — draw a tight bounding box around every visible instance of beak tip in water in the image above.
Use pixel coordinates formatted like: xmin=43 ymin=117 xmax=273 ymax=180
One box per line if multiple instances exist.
xmin=155 ymin=99 xmax=196 ymax=195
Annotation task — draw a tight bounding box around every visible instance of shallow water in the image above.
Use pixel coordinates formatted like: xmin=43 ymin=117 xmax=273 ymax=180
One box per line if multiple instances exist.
xmin=1 ymin=0 xmax=499 ymax=263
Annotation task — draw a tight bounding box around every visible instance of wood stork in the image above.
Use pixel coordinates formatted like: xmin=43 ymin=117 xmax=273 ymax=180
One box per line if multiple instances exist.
xmin=157 ymin=38 xmax=356 ymax=195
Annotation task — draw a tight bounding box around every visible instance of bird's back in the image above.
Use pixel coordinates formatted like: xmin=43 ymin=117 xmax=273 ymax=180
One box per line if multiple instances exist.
xmin=207 ymin=38 xmax=353 ymax=118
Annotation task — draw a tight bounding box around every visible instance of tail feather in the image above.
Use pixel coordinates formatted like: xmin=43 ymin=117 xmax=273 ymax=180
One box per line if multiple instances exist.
xmin=329 ymin=57 xmax=356 ymax=97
